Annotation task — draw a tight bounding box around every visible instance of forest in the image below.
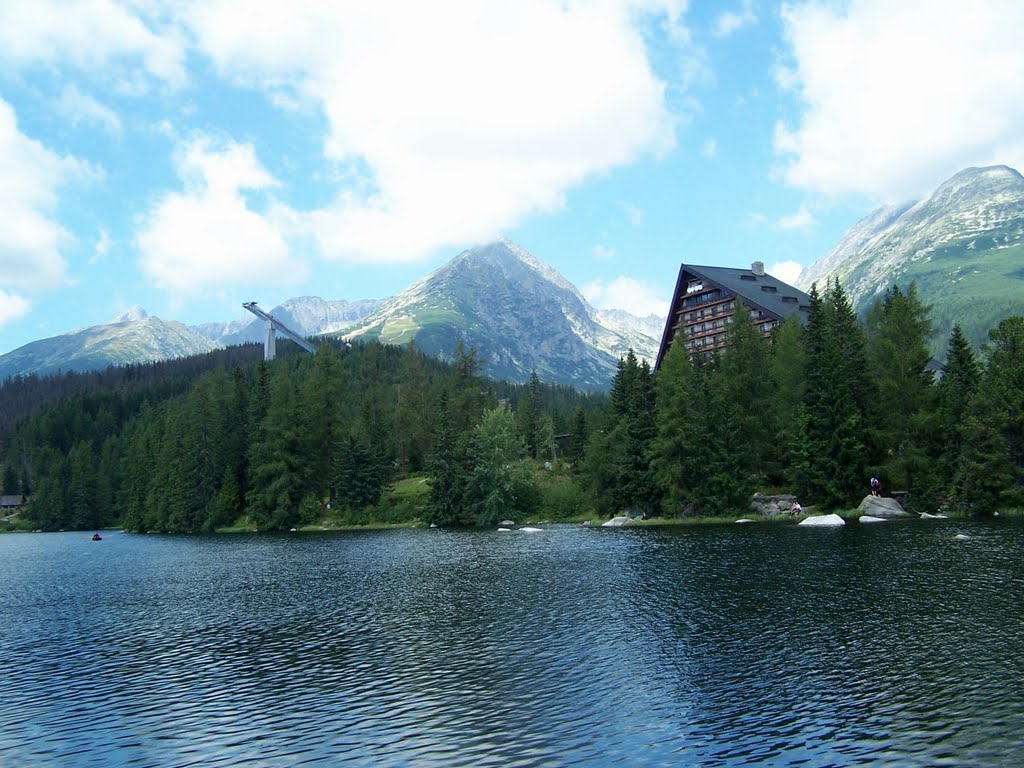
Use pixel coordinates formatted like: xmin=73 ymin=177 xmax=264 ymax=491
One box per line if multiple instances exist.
xmin=1 ymin=280 xmax=1022 ymax=532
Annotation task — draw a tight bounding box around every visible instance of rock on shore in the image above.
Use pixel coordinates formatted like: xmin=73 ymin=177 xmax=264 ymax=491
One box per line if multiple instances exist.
xmin=857 ymin=495 xmax=909 ymax=518
xmin=798 ymin=513 xmax=846 ymax=527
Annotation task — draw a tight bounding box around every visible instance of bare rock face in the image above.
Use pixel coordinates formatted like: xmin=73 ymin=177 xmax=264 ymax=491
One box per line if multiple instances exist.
xmin=857 ymin=495 xmax=909 ymax=518
xmin=749 ymin=494 xmax=799 ymax=516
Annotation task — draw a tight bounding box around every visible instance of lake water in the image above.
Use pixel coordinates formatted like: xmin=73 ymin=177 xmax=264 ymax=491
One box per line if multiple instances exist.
xmin=2 ymin=519 xmax=1023 ymax=767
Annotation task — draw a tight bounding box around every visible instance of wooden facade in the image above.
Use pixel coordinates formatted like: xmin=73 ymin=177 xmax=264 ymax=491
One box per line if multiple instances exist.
xmin=655 ymin=261 xmax=811 ymax=368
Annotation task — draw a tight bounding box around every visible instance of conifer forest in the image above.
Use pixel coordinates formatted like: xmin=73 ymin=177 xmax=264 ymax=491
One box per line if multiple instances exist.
xmin=2 ymin=282 xmax=1022 ymax=532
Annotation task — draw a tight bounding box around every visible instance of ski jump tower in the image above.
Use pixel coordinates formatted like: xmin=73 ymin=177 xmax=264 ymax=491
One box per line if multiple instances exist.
xmin=242 ymin=302 xmax=316 ymax=361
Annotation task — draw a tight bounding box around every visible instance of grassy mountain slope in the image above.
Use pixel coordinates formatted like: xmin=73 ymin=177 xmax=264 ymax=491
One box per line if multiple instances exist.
xmin=798 ymin=165 xmax=1024 ymax=356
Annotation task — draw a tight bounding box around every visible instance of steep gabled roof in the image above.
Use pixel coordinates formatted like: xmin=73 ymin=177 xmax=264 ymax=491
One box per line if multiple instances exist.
xmin=685 ymin=264 xmax=812 ymax=321
xmin=656 ymin=263 xmax=812 ymax=368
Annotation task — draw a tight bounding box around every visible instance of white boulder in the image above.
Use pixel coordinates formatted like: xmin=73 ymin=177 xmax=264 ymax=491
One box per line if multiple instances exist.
xmin=859 ymin=515 xmax=886 ymax=524
xmin=602 ymin=516 xmax=632 ymax=527
xmin=798 ymin=514 xmax=846 ymax=527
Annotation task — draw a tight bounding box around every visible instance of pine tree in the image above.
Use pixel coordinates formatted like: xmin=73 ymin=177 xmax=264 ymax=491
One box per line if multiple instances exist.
xmin=865 ymin=284 xmax=938 ymax=507
xmin=568 ymin=407 xmax=589 ymax=464
xmin=716 ymin=300 xmax=776 ymax=485
xmin=937 ymin=324 xmax=980 ymax=490
xmin=519 ymin=370 xmax=543 ymax=459
xmin=974 ymin=316 xmax=1024 ymax=506
xmin=246 ymin=367 xmax=309 ymax=530
xmin=768 ymin=315 xmax=806 ymax=484
xmin=427 ymin=389 xmax=465 ymax=525
xmin=649 ymin=339 xmax=700 ymax=516
xmin=589 ymin=350 xmax=658 ymax=515
xmin=798 ymin=279 xmax=871 ymax=508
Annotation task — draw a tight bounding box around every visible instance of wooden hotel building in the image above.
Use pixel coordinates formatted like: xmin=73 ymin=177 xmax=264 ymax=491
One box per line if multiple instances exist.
xmin=655 ymin=261 xmax=812 ymax=368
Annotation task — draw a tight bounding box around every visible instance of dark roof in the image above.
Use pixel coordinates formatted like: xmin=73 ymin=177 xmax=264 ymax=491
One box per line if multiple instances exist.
xmin=1 ymin=494 xmax=26 ymax=507
xmin=656 ymin=263 xmax=812 ymax=368
xmin=684 ymin=264 xmax=812 ymax=321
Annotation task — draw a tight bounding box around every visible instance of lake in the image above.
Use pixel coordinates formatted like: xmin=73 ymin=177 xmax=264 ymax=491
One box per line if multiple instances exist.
xmin=1 ymin=519 xmax=1023 ymax=767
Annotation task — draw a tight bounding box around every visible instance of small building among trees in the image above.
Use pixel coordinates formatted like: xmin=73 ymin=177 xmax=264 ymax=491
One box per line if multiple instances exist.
xmin=656 ymin=261 xmax=812 ymax=366
xmin=1 ymin=494 xmax=26 ymax=510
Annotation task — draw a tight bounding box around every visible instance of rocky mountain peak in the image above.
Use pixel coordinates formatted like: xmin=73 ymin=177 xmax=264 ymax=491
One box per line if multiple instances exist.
xmin=796 ymin=163 xmax=1024 ymax=357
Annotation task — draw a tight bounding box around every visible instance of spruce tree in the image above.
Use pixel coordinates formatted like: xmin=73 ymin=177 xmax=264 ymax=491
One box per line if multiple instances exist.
xmin=937 ymin=324 xmax=980 ymax=491
xmin=865 ymin=284 xmax=938 ymax=507
xmin=717 ymin=300 xmax=776 ymax=486
xmin=798 ymin=279 xmax=871 ymax=509
xmin=519 ymin=370 xmax=543 ymax=459
xmin=650 ymin=339 xmax=700 ymax=516
xmin=427 ymin=389 xmax=464 ymax=525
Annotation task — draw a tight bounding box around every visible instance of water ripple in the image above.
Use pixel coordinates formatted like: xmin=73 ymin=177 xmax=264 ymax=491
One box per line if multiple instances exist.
xmin=2 ymin=520 xmax=1024 ymax=766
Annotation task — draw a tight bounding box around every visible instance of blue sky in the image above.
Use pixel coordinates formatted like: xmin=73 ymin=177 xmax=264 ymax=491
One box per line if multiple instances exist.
xmin=3 ymin=0 xmax=1024 ymax=356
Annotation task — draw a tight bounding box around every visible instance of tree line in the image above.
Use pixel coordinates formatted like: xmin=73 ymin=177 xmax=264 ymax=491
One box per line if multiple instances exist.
xmin=1 ymin=339 xmax=601 ymax=531
xmin=589 ymin=281 xmax=1024 ymax=517
xmin=2 ymin=281 xmax=1022 ymax=532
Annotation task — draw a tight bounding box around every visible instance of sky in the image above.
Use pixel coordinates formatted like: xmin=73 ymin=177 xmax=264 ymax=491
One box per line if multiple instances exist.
xmin=3 ymin=0 xmax=1024 ymax=357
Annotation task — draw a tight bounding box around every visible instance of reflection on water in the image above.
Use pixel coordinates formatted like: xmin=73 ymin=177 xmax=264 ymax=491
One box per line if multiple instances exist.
xmin=1 ymin=520 xmax=1023 ymax=766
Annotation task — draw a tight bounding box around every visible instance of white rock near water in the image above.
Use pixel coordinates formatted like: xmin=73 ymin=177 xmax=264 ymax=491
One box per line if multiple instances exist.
xmin=601 ymin=516 xmax=633 ymax=527
xmin=798 ymin=514 xmax=846 ymax=527
xmin=859 ymin=515 xmax=887 ymax=524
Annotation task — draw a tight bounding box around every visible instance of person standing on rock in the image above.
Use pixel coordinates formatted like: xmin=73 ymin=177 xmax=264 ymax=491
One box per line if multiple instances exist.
xmin=870 ymin=476 xmax=882 ymax=497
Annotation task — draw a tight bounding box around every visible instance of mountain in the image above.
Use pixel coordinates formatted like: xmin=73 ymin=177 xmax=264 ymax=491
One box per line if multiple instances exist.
xmin=0 ymin=311 xmax=218 ymax=379
xmin=797 ymin=165 xmax=1024 ymax=355
xmin=0 ymin=243 xmax=659 ymax=389
xmin=338 ymin=238 xmax=660 ymax=389
xmin=191 ymin=296 xmax=385 ymax=346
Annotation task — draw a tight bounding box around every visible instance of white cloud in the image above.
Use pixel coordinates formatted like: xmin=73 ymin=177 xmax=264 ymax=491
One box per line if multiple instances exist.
xmin=593 ymin=245 xmax=616 ymax=262
xmin=768 ymin=260 xmax=804 ymax=286
xmin=617 ymin=200 xmax=646 ymax=226
xmin=91 ymin=228 xmax=112 ymax=265
xmin=0 ymin=98 xmax=79 ymax=297
xmin=713 ymin=0 xmax=757 ymax=38
xmin=0 ymin=0 xmax=186 ymax=85
xmin=56 ymin=85 xmax=123 ymax=137
xmin=776 ymin=0 xmax=1024 ymax=202
xmin=185 ymin=0 xmax=683 ymax=262
xmin=775 ymin=205 xmax=817 ymax=231
xmin=701 ymin=137 xmax=717 ymax=158
xmin=135 ymin=136 xmax=306 ymax=298
xmin=0 ymin=289 xmax=32 ymax=327
xmin=583 ymin=276 xmax=668 ymax=317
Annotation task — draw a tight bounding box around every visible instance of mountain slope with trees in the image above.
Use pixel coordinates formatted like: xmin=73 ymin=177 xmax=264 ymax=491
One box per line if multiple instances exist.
xmin=797 ymin=165 xmax=1024 ymax=356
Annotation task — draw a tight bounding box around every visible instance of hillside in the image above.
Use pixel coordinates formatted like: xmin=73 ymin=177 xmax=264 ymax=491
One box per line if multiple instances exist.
xmin=0 ymin=310 xmax=218 ymax=380
xmin=797 ymin=165 xmax=1024 ymax=356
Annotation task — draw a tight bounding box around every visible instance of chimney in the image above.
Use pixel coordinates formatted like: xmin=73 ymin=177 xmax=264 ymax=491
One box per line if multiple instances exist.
xmin=751 ymin=261 xmax=765 ymax=276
